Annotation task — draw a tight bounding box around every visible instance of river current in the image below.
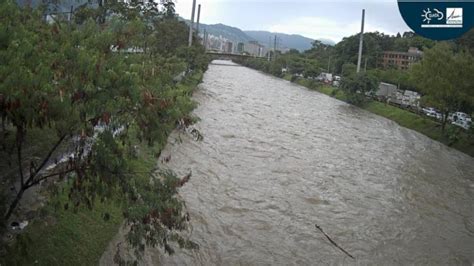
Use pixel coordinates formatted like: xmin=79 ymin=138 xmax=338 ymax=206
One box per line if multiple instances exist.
xmin=156 ymin=60 xmax=474 ymax=265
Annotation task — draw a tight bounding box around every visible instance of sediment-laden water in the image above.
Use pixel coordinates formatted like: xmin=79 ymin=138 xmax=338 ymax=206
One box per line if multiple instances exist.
xmin=156 ymin=60 xmax=474 ymax=265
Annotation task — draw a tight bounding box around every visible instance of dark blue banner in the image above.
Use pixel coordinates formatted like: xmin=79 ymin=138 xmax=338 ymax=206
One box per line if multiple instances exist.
xmin=398 ymin=0 xmax=474 ymax=40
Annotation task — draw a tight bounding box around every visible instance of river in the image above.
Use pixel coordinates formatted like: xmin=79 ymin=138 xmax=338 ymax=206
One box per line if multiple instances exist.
xmin=156 ymin=60 xmax=474 ymax=265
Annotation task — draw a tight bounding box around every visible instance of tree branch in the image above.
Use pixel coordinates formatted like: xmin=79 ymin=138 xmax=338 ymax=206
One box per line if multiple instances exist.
xmin=5 ymin=134 xmax=68 ymax=220
xmin=315 ymin=224 xmax=355 ymax=259
xmin=25 ymin=134 xmax=67 ymax=187
xmin=26 ymin=168 xmax=76 ymax=189
xmin=17 ymin=129 xmax=24 ymax=186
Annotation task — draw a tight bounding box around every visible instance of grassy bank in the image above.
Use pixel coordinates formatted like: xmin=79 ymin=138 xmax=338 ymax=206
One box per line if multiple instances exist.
xmin=283 ymin=75 xmax=474 ymax=157
xmin=1 ymin=71 xmax=204 ymax=265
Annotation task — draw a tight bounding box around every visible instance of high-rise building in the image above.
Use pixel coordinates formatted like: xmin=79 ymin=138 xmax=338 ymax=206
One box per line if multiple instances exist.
xmin=224 ymin=41 xmax=234 ymax=54
xmin=237 ymin=42 xmax=244 ymax=54
xmin=244 ymin=41 xmax=265 ymax=57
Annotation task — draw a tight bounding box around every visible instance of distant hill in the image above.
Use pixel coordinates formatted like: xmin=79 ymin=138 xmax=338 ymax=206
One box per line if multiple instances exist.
xmin=244 ymin=31 xmax=335 ymax=51
xmin=199 ymin=23 xmax=254 ymax=44
xmin=182 ymin=19 xmax=335 ymax=51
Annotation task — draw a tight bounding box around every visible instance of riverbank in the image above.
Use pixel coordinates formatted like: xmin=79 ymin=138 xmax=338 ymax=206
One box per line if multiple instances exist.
xmin=1 ymin=71 xmax=204 ymax=265
xmin=282 ymin=74 xmax=474 ymax=157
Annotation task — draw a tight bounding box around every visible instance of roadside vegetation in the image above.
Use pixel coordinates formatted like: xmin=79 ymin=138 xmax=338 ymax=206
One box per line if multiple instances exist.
xmin=0 ymin=0 xmax=209 ymax=264
xmin=234 ymin=30 xmax=474 ymax=157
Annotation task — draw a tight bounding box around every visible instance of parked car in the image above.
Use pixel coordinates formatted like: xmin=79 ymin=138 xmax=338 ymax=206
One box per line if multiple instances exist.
xmin=422 ymin=107 xmax=437 ymax=114
xmin=422 ymin=107 xmax=442 ymax=120
xmin=427 ymin=111 xmax=442 ymax=120
xmin=452 ymin=119 xmax=472 ymax=130
xmin=452 ymin=112 xmax=472 ymax=122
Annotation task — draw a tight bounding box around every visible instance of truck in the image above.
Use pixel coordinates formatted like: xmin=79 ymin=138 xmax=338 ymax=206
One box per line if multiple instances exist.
xmin=375 ymin=82 xmax=397 ymax=100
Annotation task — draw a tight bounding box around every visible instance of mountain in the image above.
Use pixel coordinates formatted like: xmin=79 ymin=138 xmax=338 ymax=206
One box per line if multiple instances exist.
xmin=199 ymin=23 xmax=254 ymax=44
xmin=244 ymin=31 xmax=334 ymax=51
xmin=183 ymin=19 xmax=335 ymax=51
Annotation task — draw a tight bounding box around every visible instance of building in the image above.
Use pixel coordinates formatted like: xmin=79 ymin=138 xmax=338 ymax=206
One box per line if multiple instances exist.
xmin=379 ymin=47 xmax=423 ymax=70
xmin=244 ymin=41 xmax=266 ymax=57
xmin=237 ymin=42 xmax=244 ymax=54
xmin=224 ymin=41 xmax=234 ymax=53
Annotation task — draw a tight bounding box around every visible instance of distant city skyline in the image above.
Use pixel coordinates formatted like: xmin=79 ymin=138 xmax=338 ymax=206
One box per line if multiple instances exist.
xmin=175 ymin=0 xmax=411 ymax=43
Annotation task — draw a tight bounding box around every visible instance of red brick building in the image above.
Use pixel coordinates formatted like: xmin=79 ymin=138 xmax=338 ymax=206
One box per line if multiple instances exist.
xmin=379 ymin=47 xmax=423 ymax=70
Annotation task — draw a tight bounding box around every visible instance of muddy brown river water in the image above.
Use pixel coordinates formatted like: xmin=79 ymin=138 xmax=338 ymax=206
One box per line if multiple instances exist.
xmin=156 ymin=60 xmax=474 ymax=265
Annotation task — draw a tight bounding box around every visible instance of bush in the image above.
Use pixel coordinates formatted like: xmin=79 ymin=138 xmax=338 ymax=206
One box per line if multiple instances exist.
xmin=340 ymin=72 xmax=378 ymax=105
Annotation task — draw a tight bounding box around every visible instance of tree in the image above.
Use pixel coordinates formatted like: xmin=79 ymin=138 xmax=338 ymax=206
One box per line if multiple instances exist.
xmin=455 ymin=28 xmax=474 ymax=54
xmin=341 ymin=63 xmax=357 ymax=76
xmin=411 ymin=42 xmax=474 ymax=130
xmin=340 ymin=72 xmax=378 ymax=105
xmin=161 ymin=0 xmax=175 ymax=18
xmin=369 ymin=68 xmax=415 ymax=92
xmin=0 ymin=0 xmax=208 ymax=262
xmin=288 ymin=48 xmax=300 ymax=55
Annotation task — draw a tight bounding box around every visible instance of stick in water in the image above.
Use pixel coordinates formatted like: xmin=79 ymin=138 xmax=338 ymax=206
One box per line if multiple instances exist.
xmin=315 ymin=224 xmax=355 ymax=259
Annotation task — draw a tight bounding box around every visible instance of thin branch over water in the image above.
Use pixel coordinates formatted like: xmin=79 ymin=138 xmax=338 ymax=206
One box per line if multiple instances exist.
xmin=315 ymin=224 xmax=355 ymax=259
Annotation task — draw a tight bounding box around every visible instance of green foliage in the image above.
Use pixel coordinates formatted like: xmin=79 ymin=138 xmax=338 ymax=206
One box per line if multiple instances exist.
xmin=1 ymin=186 xmax=124 ymax=265
xmin=0 ymin=0 xmax=208 ymax=262
xmin=369 ymin=68 xmax=415 ymax=91
xmin=234 ymin=52 xmax=320 ymax=79
xmin=446 ymin=126 xmax=462 ymax=145
xmin=455 ymin=28 xmax=474 ymax=54
xmin=340 ymin=72 xmax=378 ymax=105
xmin=410 ymin=42 xmax=474 ymax=130
xmin=161 ymin=0 xmax=176 ymax=18
xmin=341 ymin=63 xmax=356 ymax=76
xmin=331 ymin=31 xmax=435 ymax=73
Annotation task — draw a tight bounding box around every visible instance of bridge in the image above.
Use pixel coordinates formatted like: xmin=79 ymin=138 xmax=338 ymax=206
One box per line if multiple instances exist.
xmin=206 ymin=51 xmax=266 ymax=61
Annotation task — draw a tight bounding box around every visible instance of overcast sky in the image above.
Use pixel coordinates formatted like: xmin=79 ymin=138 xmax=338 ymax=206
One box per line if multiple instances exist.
xmin=174 ymin=0 xmax=411 ymax=43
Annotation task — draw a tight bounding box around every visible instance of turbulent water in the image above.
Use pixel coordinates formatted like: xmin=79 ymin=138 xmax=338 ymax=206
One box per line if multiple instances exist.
xmin=157 ymin=60 xmax=474 ymax=265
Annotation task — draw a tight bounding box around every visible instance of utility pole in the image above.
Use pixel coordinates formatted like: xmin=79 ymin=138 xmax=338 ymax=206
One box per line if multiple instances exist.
xmin=203 ymin=29 xmax=207 ymax=50
xmin=273 ymin=35 xmax=277 ymax=61
xmin=188 ymin=0 xmax=196 ymax=47
xmin=268 ymin=37 xmax=271 ymax=61
xmin=69 ymin=5 xmax=73 ymax=22
xmin=196 ymin=4 xmax=201 ymax=35
xmin=356 ymin=9 xmax=365 ymax=73
xmin=327 ymin=56 xmax=331 ymax=73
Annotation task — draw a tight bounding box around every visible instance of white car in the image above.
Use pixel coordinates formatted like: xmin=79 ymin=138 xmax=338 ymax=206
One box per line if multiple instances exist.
xmin=422 ymin=107 xmax=437 ymax=114
xmin=452 ymin=120 xmax=472 ymax=130
xmin=452 ymin=112 xmax=472 ymax=123
xmin=426 ymin=110 xmax=442 ymax=120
